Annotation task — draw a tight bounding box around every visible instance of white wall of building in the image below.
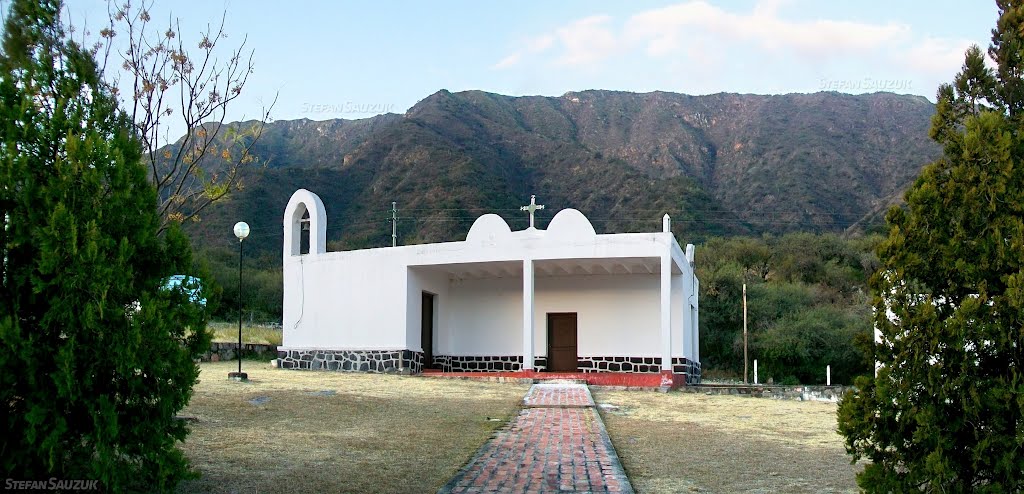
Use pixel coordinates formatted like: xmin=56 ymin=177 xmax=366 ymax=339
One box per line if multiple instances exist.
xmin=445 ymin=277 xmax=522 ymax=355
xmin=283 ymin=249 xmax=409 ymax=349
xmin=535 ymin=275 xmax=660 ymax=357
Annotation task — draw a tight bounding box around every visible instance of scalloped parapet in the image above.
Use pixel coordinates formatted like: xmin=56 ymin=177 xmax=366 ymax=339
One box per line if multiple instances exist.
xmin=466 ymin=214 xmax=513 ymax=243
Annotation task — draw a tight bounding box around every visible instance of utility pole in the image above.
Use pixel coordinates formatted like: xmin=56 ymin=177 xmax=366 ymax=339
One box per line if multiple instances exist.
xmin=743 ymin=283 xmax=748 ymax=384
xmin=391 ymin=202 xmax=397 ymax=247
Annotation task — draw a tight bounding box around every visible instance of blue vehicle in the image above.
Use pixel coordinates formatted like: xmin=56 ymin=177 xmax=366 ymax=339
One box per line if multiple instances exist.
xmin=163 ymin=275 xmax=207 ymax=306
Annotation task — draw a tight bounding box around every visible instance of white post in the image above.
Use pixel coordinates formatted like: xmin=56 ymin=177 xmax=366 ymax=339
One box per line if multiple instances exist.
xmin=827 ymin=365 xmax=831 ymax=386
xmin=523 ymin=259 xmax=535 ymax=371
xmin=754 ymin=359 xmax=758 ymax=385
xmin=743 ymin=283 xmax=748 ymax=384
xmin=663 ymin=213 xmax=670 ymax=233
xmin=660 ymin=253 xmax=672 ymax=372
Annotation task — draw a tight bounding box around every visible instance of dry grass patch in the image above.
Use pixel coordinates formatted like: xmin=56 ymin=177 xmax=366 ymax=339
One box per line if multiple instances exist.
xmin=206 ymin=321 xmax=283 ymax=345
xmin=592 ymin=390 xmax=861 ymax=494
xmin=176 ymin=362 xmax=529 ymax=493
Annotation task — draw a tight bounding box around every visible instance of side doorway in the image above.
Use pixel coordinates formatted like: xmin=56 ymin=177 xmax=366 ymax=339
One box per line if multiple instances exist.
xmin=546 ymin=313 xmax=578 ymax=372
xmin=421 ymin=292 xmax=435 ymax=369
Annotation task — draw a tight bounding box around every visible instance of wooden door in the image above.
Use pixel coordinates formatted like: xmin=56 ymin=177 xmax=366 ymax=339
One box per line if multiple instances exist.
xmin=547 ymin=313 xmax=578 ymax=372
xmin=421 ymin=292 xmax=434 ymax=369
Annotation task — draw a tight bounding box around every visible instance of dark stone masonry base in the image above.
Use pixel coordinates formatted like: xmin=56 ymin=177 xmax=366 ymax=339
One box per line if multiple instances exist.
xmin=276 ymin=349 xmax=424 ymax=374
xmin=430 ymin=354 xmax=702 ymax=384
xmin=431 ymin=355 xmax=524 ymax=372
xmin=277 ymin=350 xmax=701 ymax=384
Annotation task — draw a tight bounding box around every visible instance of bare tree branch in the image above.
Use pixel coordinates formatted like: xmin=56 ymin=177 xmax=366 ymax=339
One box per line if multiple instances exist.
xmin=93 ymin=0 xmax=275 ymax=234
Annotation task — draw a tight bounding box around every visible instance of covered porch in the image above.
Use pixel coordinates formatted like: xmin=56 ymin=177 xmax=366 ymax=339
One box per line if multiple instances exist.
xmin=407 ymin=251 xmax=700 ymax=384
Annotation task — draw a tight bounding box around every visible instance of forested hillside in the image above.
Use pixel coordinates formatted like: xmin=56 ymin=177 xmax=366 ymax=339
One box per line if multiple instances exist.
xmin=179 ymin=89 xmax=934 ymax=383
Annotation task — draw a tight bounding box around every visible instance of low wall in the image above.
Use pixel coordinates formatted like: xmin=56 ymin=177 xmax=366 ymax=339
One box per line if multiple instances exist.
xmin=276 ymin=349 xmax=424 ymax=374
xmin=681 ymin=384 xmax=852 ymax=402
xmin=429 ymin=355 xmax=701 ymax=384
xmin=200 ymin=342 xmax=279 ymax=362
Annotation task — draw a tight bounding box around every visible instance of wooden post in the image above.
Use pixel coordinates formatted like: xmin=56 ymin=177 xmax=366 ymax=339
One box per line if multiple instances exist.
xmin=743 ymin=283 xmax=748 ymax=384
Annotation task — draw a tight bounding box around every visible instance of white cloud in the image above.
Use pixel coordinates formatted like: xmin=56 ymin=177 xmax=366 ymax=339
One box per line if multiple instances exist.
xmin=624 ymin=1 xmax=911 ymax=60
xmin=492 ymin=33 xmax=560 ymax=69
xmin=493 ymin=52 xmax=523 ymax=70
xmin=553 ymin=15 xmax=618 ymax=67
xmin=902 ymin=36 xmax=977 ymax=75
xmin=490 ymin=0 xmax=982 ymax=97
xmin=527 ymin=34 xmax=556 ymax=53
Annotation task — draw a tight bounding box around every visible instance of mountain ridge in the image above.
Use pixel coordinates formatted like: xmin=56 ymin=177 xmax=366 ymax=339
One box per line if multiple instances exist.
xmin=183 ymin=89 xmax=940 ymax=257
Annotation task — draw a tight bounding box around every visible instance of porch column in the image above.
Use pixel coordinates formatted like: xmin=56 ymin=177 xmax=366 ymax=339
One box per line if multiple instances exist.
xmin=661 ymin=253 xmax=672 ymax=371
xmin=693 ymin=303 xmax=700 ymax=363
xmin=522 ymin=259 xmax=535 ymax=371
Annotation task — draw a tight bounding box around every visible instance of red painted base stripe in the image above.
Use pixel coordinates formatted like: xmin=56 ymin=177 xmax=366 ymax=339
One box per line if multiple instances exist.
xmin=420 ymin=370 xmax=688 ymax=389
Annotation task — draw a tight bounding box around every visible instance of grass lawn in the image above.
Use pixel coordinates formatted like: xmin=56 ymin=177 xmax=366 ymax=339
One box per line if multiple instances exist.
xmin=175 ymin=364 xmax=861 ymax=493
xmin=591 ymin=390 xmax=862 ymax=493
xmin=175 ymin=362 xmax=529 ymax=494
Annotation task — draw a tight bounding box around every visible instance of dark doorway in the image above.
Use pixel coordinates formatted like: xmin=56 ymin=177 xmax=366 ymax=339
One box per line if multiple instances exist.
xmin=421 ymin=292 xmax=435 ymax=369
xmin=547 ymin=313 xmax=578 ymax=372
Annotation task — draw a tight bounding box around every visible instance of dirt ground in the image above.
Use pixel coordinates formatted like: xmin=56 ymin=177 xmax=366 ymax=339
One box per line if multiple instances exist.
xmin=175 ymin=362 xmax=528 ymax=494
xmin=591 ymin=389 xmax=862 ymax=493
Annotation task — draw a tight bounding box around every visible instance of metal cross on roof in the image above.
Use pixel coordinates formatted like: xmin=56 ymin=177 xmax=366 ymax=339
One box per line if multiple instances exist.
xmin=520 ymin=195 xmax=545 ymax=229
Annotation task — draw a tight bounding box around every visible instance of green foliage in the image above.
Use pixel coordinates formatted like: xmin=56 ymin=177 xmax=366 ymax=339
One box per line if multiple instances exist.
xmin=197 ymin=246 xmax=282 ymax=322
xmin=756 ymin=305 xmax=869 ymax=385
xmin=838 ymin=3 xmax=1024 ymax=490
xmin=696 ymin=233 xmax=876 ymax=384
xmin=0 ymin=0 xmax=209 ymax=490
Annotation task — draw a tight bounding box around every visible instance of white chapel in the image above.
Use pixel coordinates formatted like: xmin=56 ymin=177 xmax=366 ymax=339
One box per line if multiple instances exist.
xmin=275 ymin=189 xmax=702 ymax=386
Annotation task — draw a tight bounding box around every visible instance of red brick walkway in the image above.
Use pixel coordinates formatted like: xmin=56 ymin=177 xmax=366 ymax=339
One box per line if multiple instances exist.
xmin=523 ymin=382 xmax=593 ymax=408
xmin=438 ymin=383 xmax=634 ymax=494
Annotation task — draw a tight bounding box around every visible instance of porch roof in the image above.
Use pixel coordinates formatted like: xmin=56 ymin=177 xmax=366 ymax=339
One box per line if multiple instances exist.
xmin=412 ymin=256 xmax=678 ymax=280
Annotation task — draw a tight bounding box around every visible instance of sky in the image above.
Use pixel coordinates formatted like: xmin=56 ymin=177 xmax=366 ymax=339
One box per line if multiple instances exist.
xmin=14 ymin=1 xmax=1004 ymax=134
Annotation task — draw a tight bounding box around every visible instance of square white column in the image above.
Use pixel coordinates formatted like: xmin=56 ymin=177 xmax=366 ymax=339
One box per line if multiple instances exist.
xmin=693 ymin=304 xmax=700 ymax=363
xmin=661 ymin=254 xmax=672 ymax=371
xmin=523 ymin=259 xmax=535 ymax=371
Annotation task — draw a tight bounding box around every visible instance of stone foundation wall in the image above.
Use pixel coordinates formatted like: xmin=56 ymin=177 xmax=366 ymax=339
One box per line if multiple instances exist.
xmin=681 ymin=384 xmax=847 ymax=402
xmin=432 ymin=355 xmax=523 ymax=372
xmin=429 ymin=354 xmax=701 ymax=383
xmin=278 ymin=350 xmax=701 ymax=384
xmin=277 ymin=349 xmax=424 ymax=374
xmin=580 ymin=356 xmax=701 ymax=384
xmin=200 ymin=342 xmax=278 ymax=362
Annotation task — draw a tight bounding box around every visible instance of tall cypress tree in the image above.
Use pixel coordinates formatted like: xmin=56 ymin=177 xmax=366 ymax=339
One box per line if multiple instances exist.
xmin=0 ymin=0 xmax=210 ymax=490
xmin=838 ymin=1 xmax=1024 ymax=491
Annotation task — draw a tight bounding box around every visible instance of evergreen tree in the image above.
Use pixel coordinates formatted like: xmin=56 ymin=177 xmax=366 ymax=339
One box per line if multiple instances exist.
xmin=0 ymin=0 xmax=210 ymax=490
xmin=838 ymin=1 xmax=1024 ymax=490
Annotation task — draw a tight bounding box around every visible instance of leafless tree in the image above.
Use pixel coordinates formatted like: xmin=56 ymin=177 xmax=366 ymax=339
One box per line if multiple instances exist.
xmin=93 ymin=0 xmax=275 ymax=233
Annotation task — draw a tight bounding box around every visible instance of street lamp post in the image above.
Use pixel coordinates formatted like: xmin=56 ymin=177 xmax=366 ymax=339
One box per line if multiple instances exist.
xmin=229 ymin=221 xmax=250 ymax=381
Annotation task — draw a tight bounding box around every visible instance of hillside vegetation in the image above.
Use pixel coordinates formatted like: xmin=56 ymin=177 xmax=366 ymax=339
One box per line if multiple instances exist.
xmin=182 ymin=89 xmax=932 ymax=382
xmin=697 ymin=233 xmax=878 ymax=384
xmin=181 ymin=90 xmax=937 ymax=257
